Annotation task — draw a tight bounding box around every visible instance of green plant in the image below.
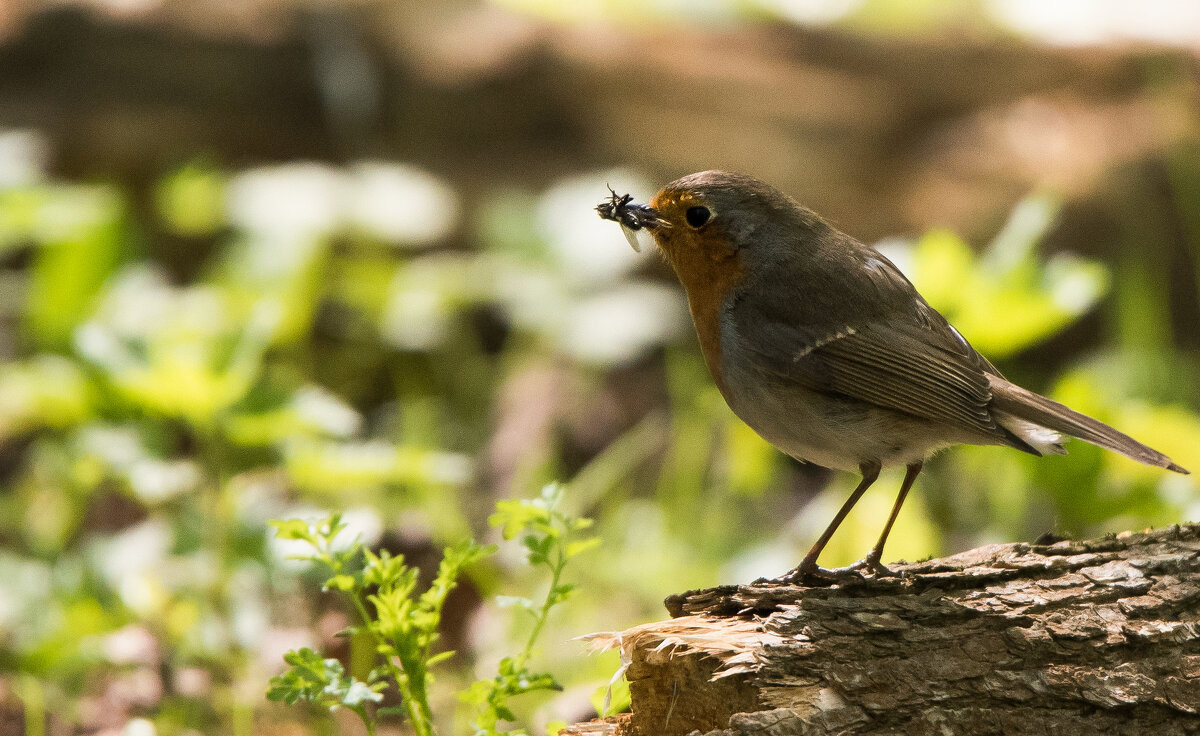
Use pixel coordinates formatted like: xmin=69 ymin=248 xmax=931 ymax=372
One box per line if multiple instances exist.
xmin=267 ymin=514 xmax=491 ymax=735
xmin=267 ymin=483 xmax=597 ymax=736
xmin=463 ymin=482 xmax=600 ymax=736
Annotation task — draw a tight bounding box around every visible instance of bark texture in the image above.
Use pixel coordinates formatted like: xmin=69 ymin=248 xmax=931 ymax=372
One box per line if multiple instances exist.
xmin=570 ymin=525 xmax=1200 ymax=736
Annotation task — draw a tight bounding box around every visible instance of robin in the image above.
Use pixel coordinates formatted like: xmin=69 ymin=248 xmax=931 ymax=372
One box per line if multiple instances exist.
xmin=597 ymin=170 xmax=1188 ymax=582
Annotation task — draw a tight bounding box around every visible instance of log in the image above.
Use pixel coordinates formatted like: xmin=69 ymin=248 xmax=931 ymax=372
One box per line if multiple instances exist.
xmin=569 ymin=525 xmax=1200 ymax=736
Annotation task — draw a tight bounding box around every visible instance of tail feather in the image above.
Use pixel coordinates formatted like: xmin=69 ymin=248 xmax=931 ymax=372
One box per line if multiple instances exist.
xmin=986 ymin=375 xmax=1189 ymax=474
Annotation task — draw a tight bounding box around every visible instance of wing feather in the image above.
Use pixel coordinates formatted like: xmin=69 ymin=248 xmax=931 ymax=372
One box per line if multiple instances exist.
xmin=725 ymin=237 xmax=1035 ymax=450
xmin=732 ymin=306 xmax=1022 ymax=446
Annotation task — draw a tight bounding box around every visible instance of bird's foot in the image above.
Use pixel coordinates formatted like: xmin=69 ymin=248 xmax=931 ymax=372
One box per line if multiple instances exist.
xmin=770 ymin=563 xmax=865 ymax=587
xmin=765 ymin=553 xmax=899 ymax=587
xmin=844 ymin=553 xmax=899 ymax=578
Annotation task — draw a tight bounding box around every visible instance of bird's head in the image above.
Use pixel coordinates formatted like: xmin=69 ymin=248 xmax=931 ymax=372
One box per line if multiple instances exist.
xmin=598 ymin=170 xmax=826 ymax=277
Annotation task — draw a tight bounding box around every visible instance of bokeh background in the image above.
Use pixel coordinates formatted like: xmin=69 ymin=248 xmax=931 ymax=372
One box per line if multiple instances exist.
xmin=1 ymin=0 xmax=1199 ymax=733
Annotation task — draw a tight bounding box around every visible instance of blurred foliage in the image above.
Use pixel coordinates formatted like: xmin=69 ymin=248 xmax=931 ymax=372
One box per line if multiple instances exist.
xmin=906 ymin=194 xmax=1109 ymax=359
xmin=485 ymin=0 xmax=1200 ymax=46
xmin=0 ymin=133 xmax=1196 ymax=736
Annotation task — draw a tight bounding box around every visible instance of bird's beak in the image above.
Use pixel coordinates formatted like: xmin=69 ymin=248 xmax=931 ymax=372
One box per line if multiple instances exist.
xmin=596 ymin=189 xmax=668 ymax=252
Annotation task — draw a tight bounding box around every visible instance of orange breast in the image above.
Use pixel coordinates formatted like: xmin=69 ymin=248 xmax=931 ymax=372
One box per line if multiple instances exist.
xmin=647 ymin=189 xmax=749 ymax=398
xmin=667 ymin=248 xmax=747 ymax=398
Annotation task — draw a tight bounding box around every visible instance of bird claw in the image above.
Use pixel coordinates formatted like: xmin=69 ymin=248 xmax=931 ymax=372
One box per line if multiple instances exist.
xmin=769 ymin=564 xmax=864 ymax=587
xmin=768 ymin=554 xmax=900 ymax=587
xmin=844 ymin=554 xmax=899 ymax=578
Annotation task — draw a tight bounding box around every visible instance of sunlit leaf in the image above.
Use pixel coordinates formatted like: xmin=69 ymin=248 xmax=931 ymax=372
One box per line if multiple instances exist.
xmin=155 ymin=161 xmax=226 ymax=236
xmin=283 ymin=439 xmax=472 ymax=495
xmin=0 ymin=355 xmax=91 ymax=440
xmin=23 ymin=184 xmax=126 ymax=349
xmin=908 ymin=194 xmax=1109 ymax=358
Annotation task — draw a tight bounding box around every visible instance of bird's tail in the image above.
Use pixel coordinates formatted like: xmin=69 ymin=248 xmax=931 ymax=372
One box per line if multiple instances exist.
xmin=987 ymin=375 xmax=1189 ymax=474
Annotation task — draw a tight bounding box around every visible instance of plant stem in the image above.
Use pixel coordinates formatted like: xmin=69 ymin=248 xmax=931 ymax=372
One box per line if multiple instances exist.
xmin=520 ymin=546 xmax=565 ymax=666
xmin=352 ymin=706 xmax=377 ymax=736
xmin=348 ymin=593 xmax=437 ymax=736
xmin=383 ymin=653 xmax=434 ymax=736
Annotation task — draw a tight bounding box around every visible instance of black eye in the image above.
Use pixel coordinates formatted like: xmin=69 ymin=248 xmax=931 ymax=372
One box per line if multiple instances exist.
xmin=685 ymin=206 xmax=711 ymax=228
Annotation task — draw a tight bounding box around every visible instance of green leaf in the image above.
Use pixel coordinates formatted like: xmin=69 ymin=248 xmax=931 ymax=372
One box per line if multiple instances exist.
xmin=323 ymin=574 xmax=357 ymax=593
xmin=284 ymin=439 xmax=472 ymax=496
xmin=270 ymin=519 xmax=314 ymax=542
xmin=155 ymin=161 xmax=226 ymax=236
xmin=425 ymin=650 xmax=456 ymax=667
xmin=267 ymin=647 xmax=384 ymax=717
xmin=467 ymin=486 xmax=596 ymax=732
xmin=516 ymin=671 xmax=561 ymax=693
xmin=547 ymin=583 xmax=576 ymax=606
xmin=362 ymin=548 xmax=410 ymax=589
xmin=23 ymin=184 xmax=126 ymax=349
xmin=0 ymin=356 xmax=92 ymax=442
xmin=494 ymin=704 xmax=517 ymax=722
xmin=489 ymin=500 xmax=549 ymax=541
xmin=521 ymin=535 xmax=552 ymax=565
xmin=564 ymin=538 xmax=600 ymax=559
xmin=907 ymin=193 xmax=1109 ymax=359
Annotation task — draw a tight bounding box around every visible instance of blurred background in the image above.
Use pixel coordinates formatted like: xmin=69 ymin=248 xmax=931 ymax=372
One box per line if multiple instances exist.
xmin=1 ymin=0 xmax=1199 ymax=733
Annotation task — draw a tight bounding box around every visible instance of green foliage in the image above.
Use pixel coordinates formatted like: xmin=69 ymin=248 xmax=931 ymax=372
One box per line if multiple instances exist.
xmin=0 ymin=161 xmax=482 ymax=731
xmin=2 ymin=183 xmax=126 ymax=349
xmin=0 ymin=355 xmax=91 ymax=439
xmin=155 ymin=161 xmax=226 ymax=236
xmin=909 ymin=194 xmax=1110 ymax=358
xmin=463 ymin=483 xmax=598 ymax=736
xmin=268 ymin=514 xmax=493 ymax=735
xmin=268 ymin=484 xmax=597 ymax=736
xmin=266 ymin=647 xmax=384 ymax=713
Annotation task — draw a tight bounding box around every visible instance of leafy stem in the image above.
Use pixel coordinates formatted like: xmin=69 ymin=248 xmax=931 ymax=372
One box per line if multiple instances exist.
xmin=267 ymin=515 xmax=492 ymax=736
xmin=267 ymin=483 xmax=596 ymax=736
xmin=519 ymin=522 xmax=567 ymax=666
xmin=463 ymin=482 xmax=599 ymax=736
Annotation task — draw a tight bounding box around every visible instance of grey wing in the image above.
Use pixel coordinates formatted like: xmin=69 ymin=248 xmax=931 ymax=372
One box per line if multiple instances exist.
xmin=732 ymin=302 xmax=1040 ymax=455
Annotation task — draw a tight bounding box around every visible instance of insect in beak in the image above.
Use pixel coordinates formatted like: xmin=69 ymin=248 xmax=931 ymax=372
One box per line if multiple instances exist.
xmin=595 ymin=186 xmax=668 ymax=252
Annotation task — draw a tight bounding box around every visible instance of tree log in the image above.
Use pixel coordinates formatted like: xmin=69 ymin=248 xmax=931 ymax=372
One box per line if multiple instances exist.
xmin=569 ymin=525 xmax=1200 ymax=735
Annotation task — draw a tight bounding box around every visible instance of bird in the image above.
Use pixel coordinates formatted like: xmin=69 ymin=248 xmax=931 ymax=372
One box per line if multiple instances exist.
xmin=596 ymin=171 xmax=1188 ymax=582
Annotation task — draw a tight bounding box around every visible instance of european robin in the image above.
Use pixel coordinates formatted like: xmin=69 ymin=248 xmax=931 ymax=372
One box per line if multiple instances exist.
xmin=596 ymin=171 xmax=1188 ymax=582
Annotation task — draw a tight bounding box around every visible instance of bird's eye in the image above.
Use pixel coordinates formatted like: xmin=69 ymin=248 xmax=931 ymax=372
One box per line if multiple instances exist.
xmin=685 ymin=206 xmax=711 ymax=228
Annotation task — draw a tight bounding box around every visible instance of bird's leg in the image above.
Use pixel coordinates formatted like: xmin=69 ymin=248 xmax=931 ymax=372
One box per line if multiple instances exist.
xmin=784 ymin=461 xmax=881 ymax=583
xmin=848 ymin=460 xmax=922 ymax=577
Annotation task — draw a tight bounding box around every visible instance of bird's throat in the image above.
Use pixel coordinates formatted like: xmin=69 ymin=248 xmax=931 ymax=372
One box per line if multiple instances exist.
xmin=663 ymin=247 xmax=746 ymax=397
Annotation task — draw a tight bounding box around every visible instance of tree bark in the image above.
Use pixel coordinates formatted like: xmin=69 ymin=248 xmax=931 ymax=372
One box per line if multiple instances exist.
xmin=569 ymin=525 xmax=1200 ymax=736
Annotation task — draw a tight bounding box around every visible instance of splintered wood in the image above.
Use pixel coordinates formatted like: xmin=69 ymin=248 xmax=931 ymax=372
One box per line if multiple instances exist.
xmin=568 ymin=525 xmax=1200 ymax=736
